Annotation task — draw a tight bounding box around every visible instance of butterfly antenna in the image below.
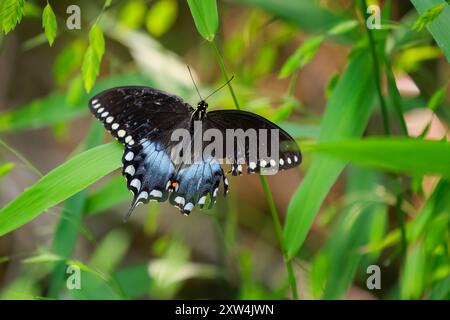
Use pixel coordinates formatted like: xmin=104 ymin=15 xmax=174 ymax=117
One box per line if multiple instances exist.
xmin=187 ymin=65 xmax=203 ymax=101
xmin=204 ymin=76 xmax=235 ymax=101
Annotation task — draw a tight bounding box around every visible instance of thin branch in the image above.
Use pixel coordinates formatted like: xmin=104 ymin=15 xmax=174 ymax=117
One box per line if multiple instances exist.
xmin=209 ymin=40 xmax=299 ymax=299
xmin=361 ymin=0 xmax=391 ymax=135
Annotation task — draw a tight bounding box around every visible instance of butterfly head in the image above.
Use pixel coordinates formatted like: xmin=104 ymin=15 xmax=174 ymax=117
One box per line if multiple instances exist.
xmin=197 ymin=100 xmax=208 ymax=111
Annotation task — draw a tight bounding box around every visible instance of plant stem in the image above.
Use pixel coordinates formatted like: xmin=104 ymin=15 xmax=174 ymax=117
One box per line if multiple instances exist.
xmin=0 ymin=138 xmax=42 ymax=177
xmin=286 ymin=71 xmax=300 ymax=97
xmin=394 ymin=181 xmax=407 ymax=257
xmin=395 ymin=198 xmax=407 ymax=255
xmin=210 ymin=40 xmax=299 ymax=299
xmin=384 ymin=57 xmax=409 ymax=135
xmin=211 ymin=40 xmax=241 ymax=110
xmin=285 ymin=257 xmax=299 ymax=299
xmin=260 ymin=175 xmax=299 ymax=300
xmin=361 ymin=0 xmax=390 ymax=135
xmin=259 ymin=176 xmax=283 ymax=243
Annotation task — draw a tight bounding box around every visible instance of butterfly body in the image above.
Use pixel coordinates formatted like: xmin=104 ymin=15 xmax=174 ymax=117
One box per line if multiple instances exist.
xmin=89 ymin=86 xmax=301 ymax=217
xmin=192 ymin=100 xmax=208 ymax=121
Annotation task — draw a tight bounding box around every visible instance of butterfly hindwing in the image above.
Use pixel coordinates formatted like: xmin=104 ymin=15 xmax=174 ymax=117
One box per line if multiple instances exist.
xmin=123 ymin=141 xmax=228 ymax=216
xmin=169 ymin=158 xmax=228 ymax=215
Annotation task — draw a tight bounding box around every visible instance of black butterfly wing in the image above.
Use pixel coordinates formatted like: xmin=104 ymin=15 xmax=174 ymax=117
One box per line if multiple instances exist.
xmin=205 ymin=110 xmax=301 ymax=175
xmin=89 ymin=86 xmax=194 ymax=147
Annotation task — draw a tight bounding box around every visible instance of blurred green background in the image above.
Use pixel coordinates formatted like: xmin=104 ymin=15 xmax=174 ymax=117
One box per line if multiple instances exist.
xmin=0 ymin=0 xmax=449 ymax=300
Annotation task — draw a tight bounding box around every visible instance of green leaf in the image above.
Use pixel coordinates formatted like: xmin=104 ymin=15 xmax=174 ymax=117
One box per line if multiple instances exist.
xmin=0 ymin=143 xmax=122 ymax=237
xmin=0 ymin=275 xmax=41 ymax=299
xmin=0 ymin=0 xmax=25 ymax=34
xmin=284 ymin=48 xmax=376 ymax=259
xmin=277 ymin=19 xmax=358 ymax=79
xmin=309 ymin=252 xmax=329 ymax=298
xmin=385 ymin=59 xmax=408 ymax=135
xmin=53 ymin=40 xmax=86 ymax=85
xmin=146 ymin=0 xmax=178 ymax=37
xmin=48 ymin=121 xmax=104 ymax=298
xmin=234 ymin=0 xmax=348 ymax=34
xmin=327 ymin=20 xmax=359 ymax=36
xmin=89 ymin=229 xmax=131 ymax=273
xmin=321 ymin=167 xmax=387 ymax=299
xmin=411 ymin=0 xmax=450 ymax=62
xmin=364 ymin=180 xmax=450 ymax=253
xmin=0 ymin=162 xmax=14 ymax=178
xmin=325 ymin=73 xmax=340 ymax=98
xmin=187 ymin=0 xmax=218 ymax=41
xmin=401 ymin=241 xmax=427 ymax=299
xmin=412 ymin=3 xmax=445 ymax=31
xmin=48 ymin=195 xmax=88 ymax=298
xmin=22 ymin=32 xmax=49 ymax=51
xmin=306 ymin=138 xmax=450 ymax=178
xmin=66 ymin=259 xmax=127 ymax=300
xmin=42 ymin=3 xmax=57 ymax=46
xmin=22 ymin=252 xmax=63 ymax=264
xmin=279 ymin=36 xmax=324 ymax=78
xmin=115 ymin=264 xmax=152 ymax=298
xmin=119 ymin=0 xmax=147 ymax=29
xmin=427 ymin=84 xmax=448 ymax=110
xmin=24 ymin=2 xmax=41 ymax=18
xmin=82 ymin=47 xmax=100 ymax=93
xmin=86 ymin=175 xmax=129 ymax=215
xmin=82 ymin=25 xmax=105 ymax=92
xmin=270 ymin=96 xmax=298 ymax=123
xmin=65 ymin=75 xmax=84 ymax=106
xmin=89 ymin=25 xmax=105 ymax=58
xmin=429 ymin=274 xmax=450 ymax=299
xmin=67 ymin=263 xmax=149 ymax=300
xmin=396 ymin=45 xmax=443 ymax=72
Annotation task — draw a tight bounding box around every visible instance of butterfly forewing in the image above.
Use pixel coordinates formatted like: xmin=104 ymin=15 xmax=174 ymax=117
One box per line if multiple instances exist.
xmin=89 ymin=86 xmax=194 ymax=147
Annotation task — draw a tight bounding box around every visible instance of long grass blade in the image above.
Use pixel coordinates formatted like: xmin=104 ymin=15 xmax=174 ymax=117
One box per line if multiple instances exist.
xmin=284 ymin=48 xmax=376 ymax=259
xmin=0 ymin=143 xmax=122 ymax=236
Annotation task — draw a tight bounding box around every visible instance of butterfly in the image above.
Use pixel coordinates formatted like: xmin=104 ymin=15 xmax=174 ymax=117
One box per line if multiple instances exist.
xmin=89 ymin=84 xmax=301 ymax=218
